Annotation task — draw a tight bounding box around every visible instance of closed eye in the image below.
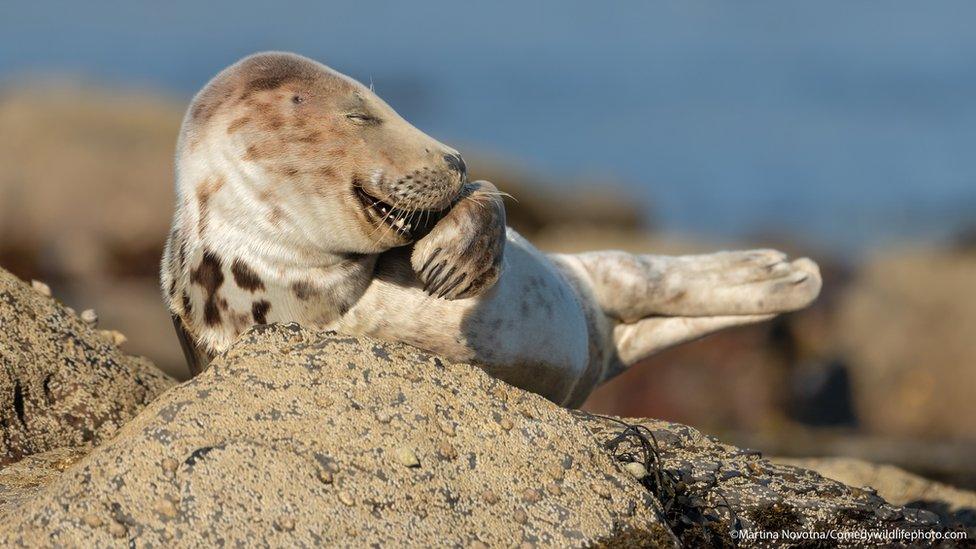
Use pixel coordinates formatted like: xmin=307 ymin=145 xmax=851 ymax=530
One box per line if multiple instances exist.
xmin=346 ymin=112 xmax=381 ymax=125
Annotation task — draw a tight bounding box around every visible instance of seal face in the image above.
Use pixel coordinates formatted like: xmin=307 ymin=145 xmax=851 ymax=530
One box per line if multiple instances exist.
xmin=185 ymin=51 xmax=467 ymax=253
xmin=162 ymin=51 xmax=477 ymax=368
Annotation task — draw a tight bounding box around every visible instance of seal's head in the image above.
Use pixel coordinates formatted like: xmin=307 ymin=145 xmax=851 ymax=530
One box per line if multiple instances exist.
xmin=178 ymin=51 xmax=467 ymax=253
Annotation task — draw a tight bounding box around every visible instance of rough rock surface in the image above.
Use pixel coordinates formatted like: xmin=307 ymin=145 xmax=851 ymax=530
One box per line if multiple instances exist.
xmin=0 ymin=324 xmax=673 ymax=547
xmin=583 ymin=415 xmax=972 ymax=546
xmin=0 ymin=268 xmax=175 ymax=465
xmin=777 ymin=457 xmax=976 ymax=528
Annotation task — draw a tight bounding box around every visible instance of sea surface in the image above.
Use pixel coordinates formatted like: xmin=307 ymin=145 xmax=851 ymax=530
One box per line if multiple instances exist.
xmin=3 ymin=1 xmax=976 ymax=254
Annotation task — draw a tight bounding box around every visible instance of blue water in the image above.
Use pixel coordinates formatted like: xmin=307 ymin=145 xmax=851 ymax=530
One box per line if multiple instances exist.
xmin=3 ymin=1 xmax=976 ymax=253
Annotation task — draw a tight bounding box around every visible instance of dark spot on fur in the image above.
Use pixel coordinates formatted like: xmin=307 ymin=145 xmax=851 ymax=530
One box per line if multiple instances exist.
xmin=265 ymin=114 xmax=285 ymax=130
xmin=230 ymin=311 xmax=251 ymax=333
xmin=181 ymin=291 xmax=192 ymax=316
xmin=243 ymin=145 xmax=261 ymax=161
xmin=267 ymin=206 xmax=286 ymax=226
xmin=190 ymin=250 xmax=224 ymax=326
xmin=316 ymin=165 xmax=338 ymax=179
xmin=252 ymin=300 xmax=271 ymax=324
xmin=297 ymin=131 xmax=322 ymax=143
xmin=292 ymin=281 xmax=316 ymax=300
xmin=231 ymin=259 xmax=265 ymax=292
xmin=195 ymin=176 xmax=225 ymax=236
xmin=226 ymin=116 xmax=252 ymax=134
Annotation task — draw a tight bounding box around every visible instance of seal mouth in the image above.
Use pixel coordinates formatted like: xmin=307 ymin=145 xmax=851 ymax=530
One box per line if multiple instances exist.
xmin=355 ymin=186 xmax=444 ymax=240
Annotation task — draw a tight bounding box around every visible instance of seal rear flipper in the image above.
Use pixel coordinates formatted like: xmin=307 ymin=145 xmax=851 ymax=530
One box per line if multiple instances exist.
xmin=171 ymin=314 xmax=212 ymax=377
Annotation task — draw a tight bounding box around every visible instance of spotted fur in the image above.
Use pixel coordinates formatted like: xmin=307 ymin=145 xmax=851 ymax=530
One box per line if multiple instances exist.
xmin=161 ymin=51 xmax=822 ymax=405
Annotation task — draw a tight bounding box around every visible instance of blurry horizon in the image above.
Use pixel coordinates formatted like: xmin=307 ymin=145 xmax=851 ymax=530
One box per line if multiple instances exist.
xmin=4 ymin=0 xmax=976 ymax=254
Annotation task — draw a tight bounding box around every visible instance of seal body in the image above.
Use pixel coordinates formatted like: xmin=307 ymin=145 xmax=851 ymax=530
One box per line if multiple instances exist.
xmin=162 ymin=52 xmax=822 ymax=406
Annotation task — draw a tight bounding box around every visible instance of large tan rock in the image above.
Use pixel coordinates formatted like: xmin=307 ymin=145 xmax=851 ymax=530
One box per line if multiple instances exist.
xmin=0 ymin=267 xmax=175 ymax=465
xmin=1 ymin=324 xmax=962 ymax=545
xmin=838 ymin=249 xmax=976 ymax=439
xmin=0 ymin=324 xmax=671 ymax=547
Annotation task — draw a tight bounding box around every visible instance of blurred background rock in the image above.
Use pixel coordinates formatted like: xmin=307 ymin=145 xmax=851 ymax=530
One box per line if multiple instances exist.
xmin=1 ymin=1 xmax=974 ymax=489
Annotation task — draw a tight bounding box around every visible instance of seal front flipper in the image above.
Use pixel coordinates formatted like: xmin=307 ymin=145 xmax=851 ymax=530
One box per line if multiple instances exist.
xmin=171 ymin=314 xmax=212 ymax=377
xmin=410 ymin=180 xmax=506 ymax=300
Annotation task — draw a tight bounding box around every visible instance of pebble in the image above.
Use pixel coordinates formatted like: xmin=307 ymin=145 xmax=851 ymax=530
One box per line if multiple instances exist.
xmin=545 ymin=483 xmax=562 ymax=496
xmin=99 ymin=330 xmax=127 ymax=346
xmin=593 ymin=483 xmax=611 ymax=499
xmin=546 ymin=464 xmax=565 ymax=481
xmin=394 ymin=447 xmax=420 ymax=468
xmin=437 ymin=418 xmax=456 ymax=437
xmin=31 ymin=280 xmax=51 ymax=297
xmin=65 ymin=307 xmax=76 ymax=316
xmin=623 ymin=462 xmax=648 ymax=479
xmin=404 ymin=371 xmax=422 ymax=382
xmin=80 ymin=309 xmax=98 ymax=325
xmin=161 ymin=458 xmax=178 ymax=475
xmin=482 ymin=490 xmax=500 ymax=505
xmin=154 ymin=498 xmax=178 ymax=519
xmin=437 ymin=441 xmax=458 ymax=460
xmin=498 ymin=417 xmax=514 ymax=431
xmin=470 ymin=541 xmax=489 ymax=549
xmin=108 ymin=521 xmax=126 ymax=538
xmin=82 ymin=513 xmax=103 ymax=528
xmin=375 ymin=410 xmax=393 ymax=423
xmin=318 ymin=469 xmax=334 ymax=484
xmin=513 ymin=509 xmax=528 ymax=524
xmin=521 ymin=488 xmax=542 ymax=503
xmin=338 ymin=491 xmax=355 ymax=506
xmin=275 ymin=516 xmax=295 ymax=532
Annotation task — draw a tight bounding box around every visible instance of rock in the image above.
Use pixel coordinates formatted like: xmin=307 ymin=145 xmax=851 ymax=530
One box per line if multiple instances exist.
xmin=30 ymin=280 xmax=51 ymax=297
xmin=838 ymin=248 xmax=976 ymax=439
xmin=0 ymin=267 xmax=175 ymax=465
xmin=775 ymin=457 xmax=976 ymax=529
xmin=394 ymin=446 xmax=421 ymax=468
xmin=0 ymin=271 xmax=968 ymax=545
xmin=0 ymin=324 xmax=671 ymax=547
xmin=624 ymin=462 xmax=648 ymax=479
xmin=581 ymin=414 xmax=972 ymax=545
xmin=79 ymin=308 xmax=97 ymax=325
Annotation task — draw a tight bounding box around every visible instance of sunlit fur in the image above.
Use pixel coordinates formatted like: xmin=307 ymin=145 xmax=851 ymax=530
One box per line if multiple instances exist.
xmin=162 ymin=52 xmax=822 ymax=406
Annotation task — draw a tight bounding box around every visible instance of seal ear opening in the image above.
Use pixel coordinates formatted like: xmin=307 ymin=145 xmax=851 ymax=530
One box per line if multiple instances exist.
xmin=171 ymin=314 xmax=212 ymax=377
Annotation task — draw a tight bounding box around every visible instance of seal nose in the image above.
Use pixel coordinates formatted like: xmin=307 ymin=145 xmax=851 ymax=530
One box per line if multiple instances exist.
xmin=443 ymin=153 xmax=467 ymax=180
